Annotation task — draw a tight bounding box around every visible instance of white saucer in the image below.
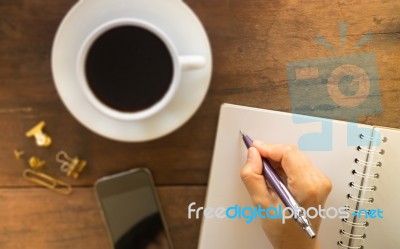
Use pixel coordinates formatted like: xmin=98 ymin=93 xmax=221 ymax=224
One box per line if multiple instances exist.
xmin=51 ymin=0 xmax=212 ymax=142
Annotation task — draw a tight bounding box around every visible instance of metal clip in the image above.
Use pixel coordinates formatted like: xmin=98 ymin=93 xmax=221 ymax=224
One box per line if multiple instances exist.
xmin=25 ymin=121 xmax=52 ymax=147
xmin=13 ymin=149 xmax=25 ymax=160
xmin=56 ymin=151 xmax=87 ymax=179
xmin=28 ymin=156 xmax=46 ymax=169
xmin=23 ymin=169 xmax=72 ymax=195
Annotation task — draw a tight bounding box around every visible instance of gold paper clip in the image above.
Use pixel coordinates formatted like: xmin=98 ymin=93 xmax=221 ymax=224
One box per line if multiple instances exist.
xmin=23 ymin=169 xmax=72 ymax=195
xmin=56 ymin=151 xmax=87 ymax=179
xmin=25 ymin=121 xmax=52 ymax=147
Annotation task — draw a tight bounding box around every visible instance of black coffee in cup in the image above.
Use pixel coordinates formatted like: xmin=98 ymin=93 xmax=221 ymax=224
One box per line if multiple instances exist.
xmin=85 ymin=26 xmax=174 ymax=112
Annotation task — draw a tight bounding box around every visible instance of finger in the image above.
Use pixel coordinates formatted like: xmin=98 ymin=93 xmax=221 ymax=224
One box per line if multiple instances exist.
xmin=252 ymin=141 xmax=314 ymax=179
xmin=240 ymin=147 xmax=274 ymax=207
xmin=252 ymin=141 xmax=297 ymax=162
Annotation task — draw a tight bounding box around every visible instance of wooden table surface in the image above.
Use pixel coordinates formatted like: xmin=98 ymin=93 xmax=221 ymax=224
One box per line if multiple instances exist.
xmin=1 ymin=0 xmax=399 ymax=248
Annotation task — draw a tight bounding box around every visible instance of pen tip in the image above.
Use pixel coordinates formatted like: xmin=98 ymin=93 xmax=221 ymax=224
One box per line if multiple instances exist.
xmin=240 ymin=130 xmax=245 ymax=136
xmin=305 ymin=226 xmax=316 ymax=239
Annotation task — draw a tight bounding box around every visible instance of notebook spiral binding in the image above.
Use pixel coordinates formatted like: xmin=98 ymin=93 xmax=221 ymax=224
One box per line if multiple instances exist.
xmin=337 ymin=133 xmax=387 ymax=249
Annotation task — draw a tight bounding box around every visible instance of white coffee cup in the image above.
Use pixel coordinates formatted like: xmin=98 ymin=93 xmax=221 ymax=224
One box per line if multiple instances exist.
xmin=77 ymin=18 xmax=206 ymax=121
xmin=52 ymin=0 xmax=212 ymax=142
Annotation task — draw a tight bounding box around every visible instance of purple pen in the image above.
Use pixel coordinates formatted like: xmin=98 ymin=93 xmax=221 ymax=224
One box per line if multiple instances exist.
xmin=240 ymin=130 xmax=316 ymax=238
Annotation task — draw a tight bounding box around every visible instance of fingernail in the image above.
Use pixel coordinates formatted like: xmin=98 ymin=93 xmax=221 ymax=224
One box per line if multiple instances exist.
xmin=253 ymin=140 xmax=263 ymax=147
xmin=247 ymin=148 xmax=254 ymax=160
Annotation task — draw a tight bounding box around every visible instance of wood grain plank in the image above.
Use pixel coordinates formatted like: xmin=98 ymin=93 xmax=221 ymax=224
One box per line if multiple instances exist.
xmin=0 ymin=186 xmax=206 ymax=249
xmin=1 ymin=0 xmax=400 ymax=187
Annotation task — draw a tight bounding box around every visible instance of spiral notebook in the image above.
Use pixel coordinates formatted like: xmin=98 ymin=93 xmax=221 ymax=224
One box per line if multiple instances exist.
xmin=198 ymin=103 xmax=400 ymax=249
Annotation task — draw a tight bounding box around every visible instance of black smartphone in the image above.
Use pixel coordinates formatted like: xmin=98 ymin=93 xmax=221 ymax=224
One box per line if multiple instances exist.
xmin=95 ymin=168 xmax=173 ymax=249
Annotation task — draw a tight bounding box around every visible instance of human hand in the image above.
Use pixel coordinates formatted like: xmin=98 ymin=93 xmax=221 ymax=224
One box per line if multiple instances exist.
xmin=240 ymin=141 xmax=332 ymax=249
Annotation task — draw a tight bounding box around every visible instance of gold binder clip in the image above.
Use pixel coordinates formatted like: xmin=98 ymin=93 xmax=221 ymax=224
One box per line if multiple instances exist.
xmin=56 ymin=151 xmax=87 ymax=179
xmin=23 ymin=169 xmax=72 ymax=195
xmin=28 ymin=156 xmax=46 ymax=169
xmin=25 ymin=121 xmax=52 ymax=147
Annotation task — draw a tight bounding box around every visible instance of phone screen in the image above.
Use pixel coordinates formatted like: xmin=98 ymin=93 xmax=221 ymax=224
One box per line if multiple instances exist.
xmin=96 ymin=169 xmax=171 ymax=249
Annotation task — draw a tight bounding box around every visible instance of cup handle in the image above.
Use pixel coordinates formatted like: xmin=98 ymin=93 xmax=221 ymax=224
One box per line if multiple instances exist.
xmin=179 ymin=55 xmax=206 ymax=71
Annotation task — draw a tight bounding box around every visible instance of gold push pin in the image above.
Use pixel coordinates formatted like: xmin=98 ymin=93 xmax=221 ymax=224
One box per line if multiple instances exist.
xmin=13 ymin=150 xmax=25 ymax=160
xmin=25 ymin=121 xmax=52 ymax=147
xmin=28 ymin=156 xmax=46 ymax=169
xmin=56 ymin=151 xmax=87 ymax=179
